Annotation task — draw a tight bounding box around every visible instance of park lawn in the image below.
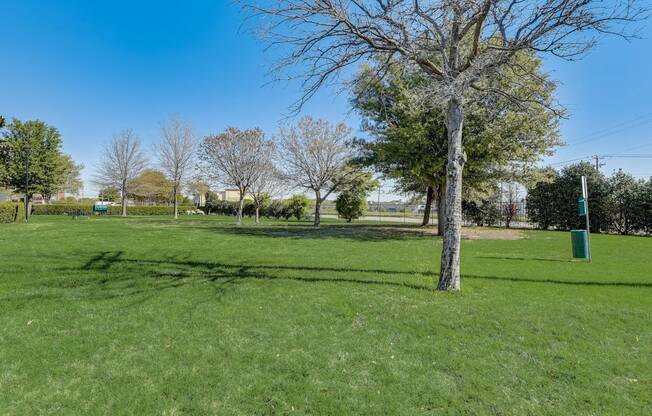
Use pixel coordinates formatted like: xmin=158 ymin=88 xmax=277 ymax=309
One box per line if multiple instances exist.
xmin=0 ymin=216 xmax=650 ymax=415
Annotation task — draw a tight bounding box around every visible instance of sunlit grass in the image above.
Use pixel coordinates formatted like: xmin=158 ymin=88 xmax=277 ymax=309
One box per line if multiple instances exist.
xmin=0 ymin=215 xmax=650 ymax=415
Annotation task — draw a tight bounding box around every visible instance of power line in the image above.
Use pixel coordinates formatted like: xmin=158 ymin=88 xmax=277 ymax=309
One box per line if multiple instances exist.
xmin=564 ymin=113 xmax=652 ymax=148
xmin=549 ymin=153 xmax=652 ymax=168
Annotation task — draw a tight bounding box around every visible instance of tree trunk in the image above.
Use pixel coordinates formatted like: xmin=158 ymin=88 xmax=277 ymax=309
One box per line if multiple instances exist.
xmin=255 ymin=206 xmax=260 ymax=224
xmin=173 ymin=185 xmax=178 ymax=220
xmin=436 ymin=183 xmax=446 ymax=236
xmin=438 ymin=98 xmax=465 ymax=291
xmin=421 ymin=185 xmax=434 ymax=226
xmin=121 ymin=179 xmax=127 ymax=217
xmin=24 ymin=196 xmax=31 ymax=223
xmin=314 ymin=191 xmax=321 ymax=226
xmin=236 ymin=196 xmax=244 ymax=225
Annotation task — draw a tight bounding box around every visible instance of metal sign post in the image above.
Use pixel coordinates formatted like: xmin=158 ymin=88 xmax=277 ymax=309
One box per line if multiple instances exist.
xmin=581 ymin=176 xmax=592 ymax=261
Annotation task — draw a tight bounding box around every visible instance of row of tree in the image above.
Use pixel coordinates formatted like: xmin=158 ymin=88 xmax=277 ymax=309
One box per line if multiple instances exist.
xmin=94 ymin=116 xmax=195 ymax=219
xmin=197 ymin=116 xmax=377 ymax=226
xmin=0 ymin=117 xmax=84 ymax=220
xmin=527 ymin=163 xmax=652 ymax=235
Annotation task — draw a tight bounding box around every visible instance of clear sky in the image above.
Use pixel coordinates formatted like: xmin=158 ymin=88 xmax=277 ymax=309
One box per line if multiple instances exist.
xmin=1 ymin=0 xmax=651 ymax=197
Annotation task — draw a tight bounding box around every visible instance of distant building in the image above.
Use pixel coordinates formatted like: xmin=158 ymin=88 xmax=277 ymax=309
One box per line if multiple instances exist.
xmin=192 ymin=192 xmax=206 ymax=207
xmin=215 ymin=189 xmax=253 ymax=203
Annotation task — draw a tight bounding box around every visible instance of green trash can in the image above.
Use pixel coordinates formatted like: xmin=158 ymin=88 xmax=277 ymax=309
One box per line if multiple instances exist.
xmin=571 ymin=230 xmax=589 ymax=259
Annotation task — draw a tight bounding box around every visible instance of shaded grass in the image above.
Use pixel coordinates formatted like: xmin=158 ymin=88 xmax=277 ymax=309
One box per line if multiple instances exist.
xmin=0 ymin=215 xmax=650 ymax=415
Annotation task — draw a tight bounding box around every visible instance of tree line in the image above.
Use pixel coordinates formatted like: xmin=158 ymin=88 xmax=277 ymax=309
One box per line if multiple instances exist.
xmin=527 ymin=162 xmax=652 ymax=236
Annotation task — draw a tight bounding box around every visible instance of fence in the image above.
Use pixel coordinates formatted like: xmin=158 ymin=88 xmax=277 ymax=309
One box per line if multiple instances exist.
xmin=321 ymin=200 xmax=535 ymax=228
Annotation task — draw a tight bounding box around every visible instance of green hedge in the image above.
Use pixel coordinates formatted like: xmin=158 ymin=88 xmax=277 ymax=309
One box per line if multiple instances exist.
xmin=0 ymin=202 xmax=25 ymax=223
xmin=107 ymin=205 xmax=195 ymax=216
xmin=32 ymin=204 xmax=195 ymax=216
xmin=32 ymin=204 xmax=94 ymax=216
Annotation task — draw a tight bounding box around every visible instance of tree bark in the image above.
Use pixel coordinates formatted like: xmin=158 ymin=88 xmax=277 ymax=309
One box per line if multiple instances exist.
xmin=421 ymin=185 xmax=434 ymax=226
xmin=314 ymin=191 xmax=321 ymax=226
xmin=255 ymin=206 xmax=260 ymax=224
xmin=121 ymin=179 xmax=127 ymax=217
xmin=173 ymin=185 xmax=179 ymax=220
xmin=236 ymin=196 xmax=244 ymax=225
xmin=438 ymin=98 xmax=465 ymax=291
xmin=436 ymin=183 xmax=446 ymax=236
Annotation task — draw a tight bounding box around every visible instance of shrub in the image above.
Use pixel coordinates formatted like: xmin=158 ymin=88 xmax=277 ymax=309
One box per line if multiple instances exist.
xmin=462 ymin=198 xmax=501 ymax=227
xmin=335 ymin=190 xmax=366 ymax=222
xmin=263 ymin=200 xmax=288 ymax=219
xmin=32 ymin=204 xmax=94 ymax=216
xmin=0 ymin=202 xmax=24 ymax=223
xmin=285 ymin=195 xmax=309 ymax=221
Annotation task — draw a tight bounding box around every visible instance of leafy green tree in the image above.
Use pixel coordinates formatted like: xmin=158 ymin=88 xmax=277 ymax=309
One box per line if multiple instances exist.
xmin=58 ymin=154 xmax=84 ymax=197
xmin=607 ymin=170 xmax=642 ymax=235
xmin=335 ymin=171 xmax=378 ymax=222
xmin=335 ymin=191 xmax=366 ymax=222
xmin=285 ymin=195 xmax=309 ymax=221
xmin=527 ymin=162 xmax=611 ymax=232
xmin=353 ymin=51 xmax=561 ymax=234
xmin=0 ymin=119 xmax=64 ymax=221
xmin=525 ymin=170 xmax=559 ymax=230
xmin=128 ymin=169 xmax=173 ymax=204
xmin=638 ymin=179 xmax=652 ymax=234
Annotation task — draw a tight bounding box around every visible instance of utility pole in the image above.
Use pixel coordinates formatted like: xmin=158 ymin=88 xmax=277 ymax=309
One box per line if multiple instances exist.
xmin=23 ymin=141 xmax=30 ymax=223
xmin=581 ymin=176 xmax=592 ymax=262
xmin=593 ymin=155 xmax=602 ymax=171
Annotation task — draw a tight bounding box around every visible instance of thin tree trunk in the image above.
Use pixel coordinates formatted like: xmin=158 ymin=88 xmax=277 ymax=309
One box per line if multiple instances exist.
xmin=314 ymin=191 xmax=321 ymax=226
xmin=421 ymin=185 xmax=434 ymax=226
xmin=438 ymin=98 xmax=465 ymax=291
xmin=255 ymin=206 xmax=260 ymax=224
xmin=237 ymin=197 xmax=244 ymax=225
xmin=121 ymin=179 xmax=127 ymax=217
xmin=436 ymin=183 xmax=446 ymax=236
xmin=173 ymin=185 xmax=178 ymax=220
xmin=24 ymin=195 xmax=30 ymax=223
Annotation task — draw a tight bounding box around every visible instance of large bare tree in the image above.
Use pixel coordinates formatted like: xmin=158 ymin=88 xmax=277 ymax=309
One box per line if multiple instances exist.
xmin=278 ymin=116 xmax=354 ymax=226
xmin=246 ymin=0 xmax=647 ymax=290
xmin=155 ymin=115 xmax=195 ymax=219
xmin=94 ymin=129 xmax=148 ymax=217
xmin=199 ymin=127 xmax=272 ymax=225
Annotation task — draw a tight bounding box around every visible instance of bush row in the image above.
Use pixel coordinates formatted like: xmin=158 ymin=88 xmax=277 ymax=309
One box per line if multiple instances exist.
xmin=0 ymin=202 xmax=25 ymax=223
xmin=527 ymin=162 xmax=652 ymax=235
xmin=31 ymin=204 xmax=195 ymax=216
xmin=202 ymin=196 xmax=310 ymax=220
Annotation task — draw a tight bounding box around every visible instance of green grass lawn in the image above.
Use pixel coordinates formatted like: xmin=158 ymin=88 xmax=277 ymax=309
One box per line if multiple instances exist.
xmin=1 ymin=216 xmax=650 ymax=415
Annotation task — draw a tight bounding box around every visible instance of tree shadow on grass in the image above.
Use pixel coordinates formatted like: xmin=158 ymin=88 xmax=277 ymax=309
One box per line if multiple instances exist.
xmin=205 ymin=223 xmax=438 ymax=241
xmin=79 ymin=253 xmax=436 ymax=290
xmin=73 ymin=252 xmax=652 ymax=291
xmin=19 ymin=251 xmax=651 ymax=307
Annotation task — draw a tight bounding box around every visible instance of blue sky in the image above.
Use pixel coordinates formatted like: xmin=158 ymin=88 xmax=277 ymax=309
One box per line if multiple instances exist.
xmin=1 ymin=0 xmax=651 ymax=197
